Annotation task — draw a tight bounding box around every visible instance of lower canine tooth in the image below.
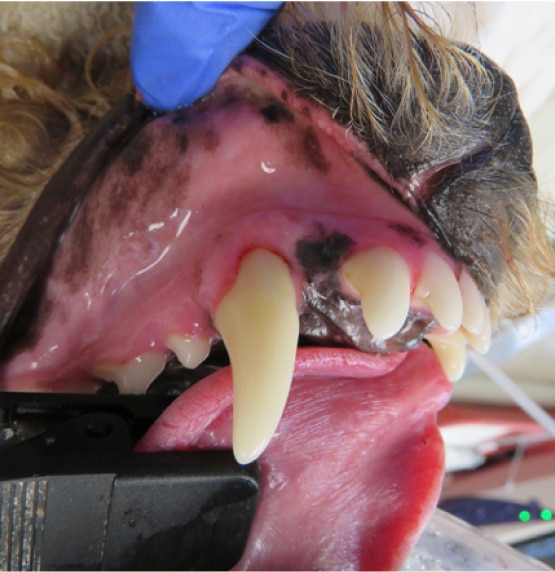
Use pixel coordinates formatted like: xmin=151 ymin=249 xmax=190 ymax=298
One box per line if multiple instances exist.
xmin=166 ymin=334 xmax=210 ymax=369
xmin=93 ymin=352 xmax=166 ymax=394
xmin=214 ymin=249 xmax=299 ymax=465
xmin=426 ymin=331 xmax=467 ymax=382
xmin=342 ymin=247 xmax=410 ymax=341
xmin=415 ymin=251 xmax=463 ymax=331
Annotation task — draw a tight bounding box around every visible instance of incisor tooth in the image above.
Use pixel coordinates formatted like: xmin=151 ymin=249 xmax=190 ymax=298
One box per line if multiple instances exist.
xmin=93 ymin=352 xmax=166 ymax=394
xmin=426 ymin=331 xmax=467 ymax=382
xmin=459 ymin=270 xmax=486 ymax=335
xmin=342 ymin=247 xmax=410 ymax=341
xmin=214 ymin=249 xmax=299 ymax=465
xmin=166 ymin=334 xmax=210 ymax=369
xmin=464 ymin=310 xmax=492 ymax=354
xmin=415 ymin=251 xmax=463 ymax=331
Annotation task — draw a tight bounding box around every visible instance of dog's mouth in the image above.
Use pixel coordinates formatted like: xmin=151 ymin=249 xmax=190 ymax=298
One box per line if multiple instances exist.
xmin=0 ymin=44 xmax=526 ymax=569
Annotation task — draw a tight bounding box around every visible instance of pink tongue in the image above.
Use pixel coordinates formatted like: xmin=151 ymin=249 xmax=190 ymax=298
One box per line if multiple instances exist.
xmin=137 ymin=344 xmax=451 ymax=570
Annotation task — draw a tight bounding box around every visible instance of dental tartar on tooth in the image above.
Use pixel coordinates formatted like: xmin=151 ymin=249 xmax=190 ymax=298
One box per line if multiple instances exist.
xmin=337 ymin=246 xmax=491 ymax=383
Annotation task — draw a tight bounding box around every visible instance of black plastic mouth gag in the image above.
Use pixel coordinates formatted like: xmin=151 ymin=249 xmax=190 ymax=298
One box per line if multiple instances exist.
xmin=0 ymin=392 xmax=261 ymax=571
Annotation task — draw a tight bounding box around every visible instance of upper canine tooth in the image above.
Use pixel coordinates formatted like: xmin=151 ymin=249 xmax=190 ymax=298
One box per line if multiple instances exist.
xmin=426 ymin=331 xmax=467 ymax=382
xmin=415 ymin=251 xmax=463 ymax=332
xmin=166 ymin=334 xmax=210 ymax=369
xmin=459 ymin=269 xmax=486 ymax=335
xmin=93 ymin=352 xmax=166 ymax=394
xmin=342 ymin=247 xmax=410 ymax=341
xmin=464 ymin=310 xmax=492 ymax=354
xmin=214 ymin=249 xmax=299 ymax=465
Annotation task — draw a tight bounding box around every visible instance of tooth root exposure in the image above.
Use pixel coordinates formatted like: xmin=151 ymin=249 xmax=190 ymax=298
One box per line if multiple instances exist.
xmin=214 ymin=249 xmax=299 ymax=465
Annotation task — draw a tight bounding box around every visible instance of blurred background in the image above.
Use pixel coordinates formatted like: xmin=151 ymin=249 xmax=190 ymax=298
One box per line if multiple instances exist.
xmin=436 ymin=3 xmax=555 ymax=567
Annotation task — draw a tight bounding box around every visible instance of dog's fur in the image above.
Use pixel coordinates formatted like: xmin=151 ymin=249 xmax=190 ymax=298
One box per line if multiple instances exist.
xmin=0 ymin=2 xmax=553 ymax=324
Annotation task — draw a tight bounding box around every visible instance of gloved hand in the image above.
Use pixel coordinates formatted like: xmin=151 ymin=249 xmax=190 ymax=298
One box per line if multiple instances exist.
xmin=131 ymin=1 xmax=283 ymax=111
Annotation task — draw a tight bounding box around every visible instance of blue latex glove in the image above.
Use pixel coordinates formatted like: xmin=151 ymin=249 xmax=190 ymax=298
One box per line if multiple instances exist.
xmin=131 ymin=1 xmax=283 ymax=111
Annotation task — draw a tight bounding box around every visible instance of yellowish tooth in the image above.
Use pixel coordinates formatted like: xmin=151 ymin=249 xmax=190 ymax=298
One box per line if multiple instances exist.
xmin=464 ymin=310 xmax=492 ymax=354
xmin=93 ymin=352 xmax=166 ymax=394
xmin=426 ymin=331 xmax=467 ymax=382
xmin=459 ymin=270 xmax=486 ymax=335
xmin=342 ymin=247 xmax=410 ymax=341
xmin=214 ymin=249 xmax=299 ymax=465
xmin=166 ymin=334 xmax=210 ymax=369
xmin=415 ymin=251 xmax=463 ymax=331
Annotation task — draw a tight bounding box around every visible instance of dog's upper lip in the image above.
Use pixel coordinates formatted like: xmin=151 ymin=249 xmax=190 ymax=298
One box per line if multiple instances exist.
xmin=0 ymin=59 xmax=464 ymax=389
xmin=0 ymin=55 xmax=492 ymax=364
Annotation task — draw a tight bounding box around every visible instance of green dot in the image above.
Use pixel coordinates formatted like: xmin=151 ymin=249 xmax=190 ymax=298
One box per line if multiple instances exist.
xmin=519 ymin=510 xmax=531 ymax=522
xmin=541 ymin=509 xmax=553 ymax=521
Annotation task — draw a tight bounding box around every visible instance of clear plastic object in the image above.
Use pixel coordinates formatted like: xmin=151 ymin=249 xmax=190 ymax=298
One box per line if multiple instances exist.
xmin=402 ymin=509 xmax=552 ymax=571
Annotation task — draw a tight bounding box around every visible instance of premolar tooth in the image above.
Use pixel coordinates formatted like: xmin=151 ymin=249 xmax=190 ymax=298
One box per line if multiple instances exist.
xmin=415 ymin=251 xmax=463 ymax=331
xmin=93 ymin=352 xmax=166 ymax=394
xmin=166 ymin=334 xmax=210 ymax=369
xmin=214 ymin=249 xmax=299 ymax=465
xmin=426 ymin=331 xmax=467 ymax=382
xmin=464 ymin=310 xmax=492 ymax=354
xmin=459 ymin=270 xmax=486 ymax=335
xmin=342 ymin=247 xmax=411 ymax=341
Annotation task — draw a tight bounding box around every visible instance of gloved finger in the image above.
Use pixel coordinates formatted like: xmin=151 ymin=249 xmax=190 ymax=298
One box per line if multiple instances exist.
xmin=131 ymin=1 xmax=283 ymax=111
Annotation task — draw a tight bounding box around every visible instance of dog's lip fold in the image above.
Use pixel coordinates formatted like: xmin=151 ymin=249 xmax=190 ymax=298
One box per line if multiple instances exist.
xmin=0 ymin=94 xmax=156 ymax=354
